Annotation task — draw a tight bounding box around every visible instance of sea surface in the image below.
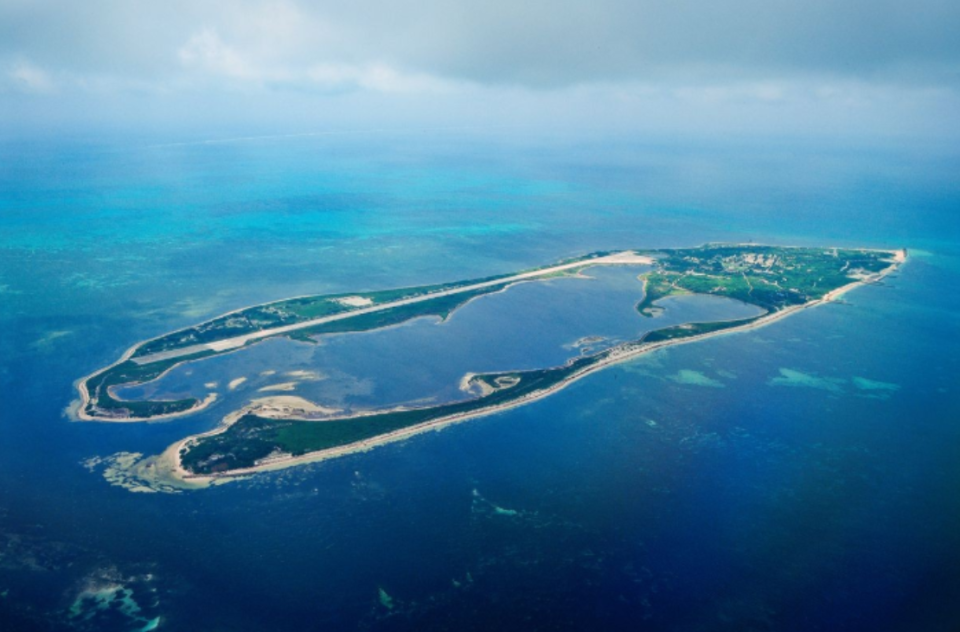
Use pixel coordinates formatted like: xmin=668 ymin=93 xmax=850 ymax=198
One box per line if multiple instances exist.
xmin=1 ymin=132 xmax=958 ymax=631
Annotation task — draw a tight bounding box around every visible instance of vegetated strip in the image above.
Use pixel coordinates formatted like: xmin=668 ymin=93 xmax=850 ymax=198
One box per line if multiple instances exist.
xmin=179 ymin=316 xmax=763 ymax=476
xmin=77 ymin=251 xmax=648 ymax=421
xmin=176 ymin=246 xmax=905 ymax=480
xmin=131 ymin=250 xmax=630 ymax=364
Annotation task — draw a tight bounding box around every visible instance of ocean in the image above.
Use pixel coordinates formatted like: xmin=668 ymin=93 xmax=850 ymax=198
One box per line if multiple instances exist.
xmin=1 ymin=132 xmax=958 ymax=631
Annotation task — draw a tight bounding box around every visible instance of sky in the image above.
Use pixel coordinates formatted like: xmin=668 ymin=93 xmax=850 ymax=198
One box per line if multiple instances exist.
xmin=2 ymin=0 xmax=959 ymax=140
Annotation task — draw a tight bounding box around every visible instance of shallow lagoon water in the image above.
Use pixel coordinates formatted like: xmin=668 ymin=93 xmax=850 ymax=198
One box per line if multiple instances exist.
xmin=1 ymin=133 xmax=959 ymax=632
xmin=117 ymin=267 xmax=763 ymax=412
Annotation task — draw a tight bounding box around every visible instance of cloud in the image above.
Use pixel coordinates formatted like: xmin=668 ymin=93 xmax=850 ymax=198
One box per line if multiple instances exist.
xmin=176 ymin=27 xmax=455 ymax=94
xmin=1 ymin=1 xmax=958 ymax=138
xmin=178 ymin=29 xmax=259 ymax=80
xmin=2 ymin=0 xmax=959 ymax=90
xmin=6 ymin=59 xmax=55 ymax=93
xmin=306 ymin=63 xmax=453 ymax=93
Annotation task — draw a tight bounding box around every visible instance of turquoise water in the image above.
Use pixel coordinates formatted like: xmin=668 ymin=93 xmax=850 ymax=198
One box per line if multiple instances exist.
xmin=1 ymin=133 xmax=958 ymax=631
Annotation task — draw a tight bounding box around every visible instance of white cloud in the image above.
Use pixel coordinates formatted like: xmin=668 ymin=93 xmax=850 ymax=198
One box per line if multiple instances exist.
xmin=178 ymin=29 xmax=263 ymax=80
xmin=307 ymin=62 xmax=455 ymax=93
xmin=7 ymin=59 xmax=55 ymax=93
xmin=1 ymin=0 xmax=958 ymax=140
xmin=177 ymin=27 xmax=456 ymax=94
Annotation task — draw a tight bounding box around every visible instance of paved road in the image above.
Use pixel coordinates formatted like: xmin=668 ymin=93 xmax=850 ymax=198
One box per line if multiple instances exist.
xmin=132 ymin=251 xmax=653 ymax=365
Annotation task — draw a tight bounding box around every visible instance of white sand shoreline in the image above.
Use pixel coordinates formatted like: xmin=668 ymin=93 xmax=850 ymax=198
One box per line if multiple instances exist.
xmin=134 ymin=248 xmax=905 ymax=490
xmin=75 ymin=250 xmax=653 ymax=423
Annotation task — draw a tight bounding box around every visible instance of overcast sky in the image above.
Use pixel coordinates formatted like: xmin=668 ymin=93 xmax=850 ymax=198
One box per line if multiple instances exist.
xmin=2 ymin=0 xmax=959 ymax=139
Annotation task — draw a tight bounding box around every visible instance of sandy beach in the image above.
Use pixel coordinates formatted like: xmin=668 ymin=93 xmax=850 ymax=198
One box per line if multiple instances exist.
xmin=76 ymin=250 xmax=653 ymax=422
xmin=127 ymin=251 xmax=654 ymax=366
xmin=131 ymin=248 xmax=905 ymax=489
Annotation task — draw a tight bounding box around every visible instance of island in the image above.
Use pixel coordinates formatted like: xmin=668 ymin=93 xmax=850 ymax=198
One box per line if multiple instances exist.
xmin=75 ymin=244 xmax=906 ymax=490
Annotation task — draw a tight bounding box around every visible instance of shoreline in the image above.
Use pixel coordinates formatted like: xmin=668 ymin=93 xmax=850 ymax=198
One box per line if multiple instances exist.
xmin=136 ymin=248 xmax=906 ymax=490
xmin=130 ymin=252 xmax=653 ymax=365
xmin=74 ymin=251 xmax=653 ymax=423
xmin=75 ymin=346 xmax=240 ymax=422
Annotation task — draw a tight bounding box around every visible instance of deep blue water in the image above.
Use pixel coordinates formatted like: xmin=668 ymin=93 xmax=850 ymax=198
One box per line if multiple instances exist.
xmin=1 ymin=132 xmax=959 ymax=632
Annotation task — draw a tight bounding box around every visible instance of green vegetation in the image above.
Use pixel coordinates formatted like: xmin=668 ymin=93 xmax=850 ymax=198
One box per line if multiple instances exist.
xmin=83 ymin=351 xmax=214 ymax=418
xmin=177 ymin=244 xmax=900 ymax=474
xmin=83 ymin=275 xmax=557 ymax=419
xmin=182 ymin=356 xmax=601 ymax=474
xmin=131 ymin=266 xmax=576 ymax=358
xmin=81 ymin=245 xmax=898 ymax=423
xmin=641 ymin=316 xmax=763 ymax=343
xmin=291 ymin=283 xmax=510 ymax=338
xmin=637 ymin=245 xmax=891 ymax=315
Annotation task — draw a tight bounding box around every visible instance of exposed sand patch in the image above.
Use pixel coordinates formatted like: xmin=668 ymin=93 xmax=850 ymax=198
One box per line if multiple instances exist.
xmin=459 ymin=373 xmax=494 ymax=396
xmin=459 ymin=373 xmax=476 ymax=393
xmin=260 ymin=370 xmax=276 ymax=376
xmin=335 ymin=295 xmax=374 ymax=307
xmin=194 ymin=267 xmax=901 ymax=481
xmin=76 ymin=392 xmax=218 ymax=424
xmin=64 ymin=399 xmax=82 ymax=422
xmin=204 ymin=381 xmax=218 ymax=389
xmin=156 ymin=257 xmax=903 ymax=487
xmin=83 ymin=247 xmax=908 ymax=486
xmin=847 ymin=268 xmax=877 ymax=280
xmin=285 ymin=370 xmax=324 ymax=380
xmin=601 ymin=252 xmax=655 ymax=265
xmin=566 ymin=335 xmax=605 ymax=349
xmin=494 ymin=376 xmax=520 ymax=389
xmin=249 ymin=396 xmax=341 ymax=418
xmin=258 ymin=382 xmax=298 ymax=392
xmin=129 ymin=250 xmax=659 ymax=366
xmin=459 ymin=373 xmax=518 ymax=396
xmin=228 ymin=377 xmax=247 ymax=391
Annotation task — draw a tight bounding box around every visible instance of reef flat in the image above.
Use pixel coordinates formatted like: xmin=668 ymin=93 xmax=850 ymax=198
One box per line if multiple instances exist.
xmin=75 ymin=244 xmax=904 ymax=489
